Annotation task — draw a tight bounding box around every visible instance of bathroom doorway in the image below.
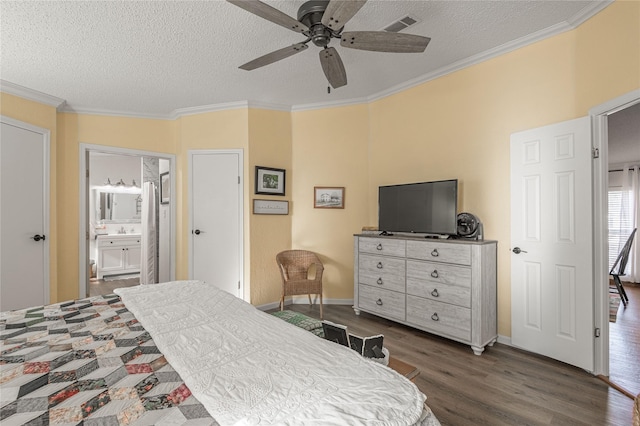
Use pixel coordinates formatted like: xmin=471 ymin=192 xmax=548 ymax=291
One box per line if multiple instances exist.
xmin=78 ymin=144 xmax=176 ymax=298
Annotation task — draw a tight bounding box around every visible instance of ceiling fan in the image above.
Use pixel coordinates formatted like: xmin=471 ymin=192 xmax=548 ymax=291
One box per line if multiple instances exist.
xmin=227 ymin=0 xmax=431 ymax=89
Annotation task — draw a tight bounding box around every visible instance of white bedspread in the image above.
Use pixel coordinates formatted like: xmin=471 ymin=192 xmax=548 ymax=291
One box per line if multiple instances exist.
xmin=115 ymin=281 xmax=440 ymax=426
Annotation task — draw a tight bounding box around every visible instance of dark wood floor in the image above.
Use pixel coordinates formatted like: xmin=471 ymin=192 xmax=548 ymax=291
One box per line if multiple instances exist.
xmin=609 ymin=283 xmax=640 ymax=397
xmin=275 ymin=303 xmax=634 ymax=426
xmin=88 ymin=277 xmax=139 ymax=296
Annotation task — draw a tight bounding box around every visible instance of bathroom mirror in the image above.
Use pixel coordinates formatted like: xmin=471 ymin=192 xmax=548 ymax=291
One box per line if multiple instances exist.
xmin=96 ymin=191 xmax=142 ymax=222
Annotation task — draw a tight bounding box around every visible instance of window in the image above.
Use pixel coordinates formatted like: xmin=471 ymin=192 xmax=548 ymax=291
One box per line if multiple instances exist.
xmin=608 ymin=188 xmax=634 ymax=272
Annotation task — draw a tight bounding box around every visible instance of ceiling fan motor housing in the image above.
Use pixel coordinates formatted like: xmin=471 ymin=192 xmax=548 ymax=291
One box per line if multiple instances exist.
xmin=298 ymin=0 xmax=334 ymax=47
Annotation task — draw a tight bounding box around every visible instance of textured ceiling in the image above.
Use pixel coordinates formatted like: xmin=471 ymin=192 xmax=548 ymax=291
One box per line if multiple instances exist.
xmin=0 ymin=0 xmax=611 ymax=117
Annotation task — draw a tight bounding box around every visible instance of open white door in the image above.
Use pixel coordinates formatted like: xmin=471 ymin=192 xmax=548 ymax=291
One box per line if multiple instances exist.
xmin=510 ymin=116 xmax=594 ymax=371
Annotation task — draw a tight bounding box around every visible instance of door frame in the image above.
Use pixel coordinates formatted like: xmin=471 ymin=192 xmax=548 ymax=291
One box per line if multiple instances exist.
xmin=590 ymin=89 xmax=640 ymax=376
xmin=78 ymin=143 xmax=176 ymax=298
xmin=187 ymin=149 xmax=245 ymax=299
xmin=0 ymin=115 xmax=50 ymax=305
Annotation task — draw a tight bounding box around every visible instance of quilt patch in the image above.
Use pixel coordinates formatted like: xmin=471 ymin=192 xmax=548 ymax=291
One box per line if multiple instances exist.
xmin=0 ymin=294 xmax=217 ymax=425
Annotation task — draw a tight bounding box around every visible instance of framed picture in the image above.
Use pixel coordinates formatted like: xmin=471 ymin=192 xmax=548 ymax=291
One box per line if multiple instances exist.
xmin=322 ymin=321 xmax=350 ymax=347
xmin=314 ymin=186 xmax=344 ymax=209
xmin=253 ymin=199 xmax=289 ymax=215
xmin=255 ymin=166 xmax=286 ymax=196
xmin=160 ymin=172 xmax=170 ymax=204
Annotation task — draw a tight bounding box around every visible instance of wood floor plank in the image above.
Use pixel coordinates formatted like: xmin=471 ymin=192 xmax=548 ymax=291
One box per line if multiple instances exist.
xmin=274 ymin=303 xmax=634 ymax=425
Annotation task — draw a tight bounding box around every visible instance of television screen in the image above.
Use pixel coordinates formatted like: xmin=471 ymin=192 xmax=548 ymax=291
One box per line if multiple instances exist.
xmin=378 ymin=179 xmax=458 ymax=235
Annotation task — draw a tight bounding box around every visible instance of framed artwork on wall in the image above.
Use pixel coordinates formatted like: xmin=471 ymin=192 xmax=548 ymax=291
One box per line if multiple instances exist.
xmin=160 ymin=172 xmax=170 ymax=204
xmin=253 ymin=199 xmax=289 ymax=215
xmin=255 ymin=166 xmax=286 ymax=196
xmin=314 ymin=186 xmax=345 ymax=209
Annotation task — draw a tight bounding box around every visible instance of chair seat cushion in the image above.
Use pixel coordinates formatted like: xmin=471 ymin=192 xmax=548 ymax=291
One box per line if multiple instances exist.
xmin=271 ymin=310 xmax=324 ymax=337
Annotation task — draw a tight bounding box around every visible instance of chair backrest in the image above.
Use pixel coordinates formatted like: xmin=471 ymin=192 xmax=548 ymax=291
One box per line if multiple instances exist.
xmin=610 ymin=228 xmax=637 ymax=276
xmin=276 ymin=250 xmax=322 ymax=281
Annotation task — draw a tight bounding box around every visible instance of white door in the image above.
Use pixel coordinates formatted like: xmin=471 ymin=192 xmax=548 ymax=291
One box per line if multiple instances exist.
xmin=189 ymin=150 xmax=243 ymax=298
xmin=0 ymin=118 xmax=49 ymax=311
xmin=510 ymin=116 xmax=593 ymax=371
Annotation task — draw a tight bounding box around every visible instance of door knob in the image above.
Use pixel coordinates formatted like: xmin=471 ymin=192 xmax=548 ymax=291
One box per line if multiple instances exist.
xmin=31 ymin=234 xmax=46 ymax=242
xmin=512 ymin=247 xmax=528 ymax=254
xmin=194 ymin=229 xmax=201 ymax=235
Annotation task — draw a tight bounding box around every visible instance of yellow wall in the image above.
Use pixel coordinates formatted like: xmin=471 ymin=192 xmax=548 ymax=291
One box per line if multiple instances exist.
xmin=247 ymin=108 xmax=293 ymax=305
xmin=291 ymin=104 xmax=370 ymax=300
xmin=1 ymin=0 xmax=637 ymax=338
xmin=175 ymin=109 xmax=249 ymax=292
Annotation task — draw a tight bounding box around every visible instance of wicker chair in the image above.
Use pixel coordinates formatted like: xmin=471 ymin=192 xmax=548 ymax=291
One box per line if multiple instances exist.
xmin=276 ymin=250 xmax=324 ymax=319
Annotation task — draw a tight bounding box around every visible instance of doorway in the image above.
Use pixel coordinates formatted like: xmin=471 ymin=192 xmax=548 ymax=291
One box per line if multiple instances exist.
xmin=601 ymin=101 xmax=640 ymax=397
xmin=78 ymin=144 xmax=176 ymax=298
xmin=591 ymin=89 xmax=640 ymax=394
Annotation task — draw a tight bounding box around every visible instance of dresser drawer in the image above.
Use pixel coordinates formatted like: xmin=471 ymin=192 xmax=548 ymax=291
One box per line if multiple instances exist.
xmin=358 ymin=285 xmax=405 ymax=322
xmin=406 ymin=260 xmax=471 ymax=307
xmin=359 ymin=254 xmax=405 ymax=292
xmin=406 ymin=240 xmax=471 ymax=265
xmin=358 ymin=237 xmax=406 ymax=257
xmin=406 ymin=296 xmax=471 ymax=342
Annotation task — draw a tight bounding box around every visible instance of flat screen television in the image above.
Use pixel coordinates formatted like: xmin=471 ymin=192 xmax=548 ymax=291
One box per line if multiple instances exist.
xmin=378 ymin=179 xmax=458 ymax=236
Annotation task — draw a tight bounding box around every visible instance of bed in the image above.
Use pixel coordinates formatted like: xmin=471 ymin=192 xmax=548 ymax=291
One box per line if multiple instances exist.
xmin=1 ymin=280 xmax=440 ymax=425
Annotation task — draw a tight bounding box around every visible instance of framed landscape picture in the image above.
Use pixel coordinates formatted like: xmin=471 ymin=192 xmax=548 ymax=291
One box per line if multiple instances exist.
xmin=314 ymin=186 xmax=344 ymax=209
xmin=255 ymin=166 xmax=286 ymax=196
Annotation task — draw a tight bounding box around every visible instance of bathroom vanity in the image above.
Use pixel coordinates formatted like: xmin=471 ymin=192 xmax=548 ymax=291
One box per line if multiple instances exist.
xmin=96 ymin=234 xmax=141 ymax=279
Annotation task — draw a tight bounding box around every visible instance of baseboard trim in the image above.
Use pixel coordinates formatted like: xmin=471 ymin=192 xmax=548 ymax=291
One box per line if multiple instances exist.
xmin=255 ymin=298 xmax=354 ymax=312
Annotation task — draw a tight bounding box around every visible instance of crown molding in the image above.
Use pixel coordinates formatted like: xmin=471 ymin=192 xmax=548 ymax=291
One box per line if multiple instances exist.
xmin=1 ymin=0 xmax=613 ymax=118
xmin=292 ymin=96 xmax=369 ymax=112
xmin=59 ymin=104 xmax=171 ymax=120
xmin=0 ymin=79 xmax=65 ymax=109
xmin=367 ymin=2 xmax=613 ymax=105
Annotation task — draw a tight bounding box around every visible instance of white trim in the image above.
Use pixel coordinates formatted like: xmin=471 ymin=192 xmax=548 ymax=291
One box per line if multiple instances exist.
xmin=78 ymin=144 xmax=177 ymax=298
xmin=187 ymin=149 xmax=245 ymax=300
xmin=60 ymin=105 xmax=169 ymax=120
xmin=172 ymin=101 xmax=250 ymax=119
xmin=256 ymin=299 xmax=356 ymax=312
xmin=496 ymin=335 xmax=513 ymax=347
xmin=0 ymin=80 xmax=65 ymax=109
xmin=589 ymin=89 xmax=640 ymax=376
xmin=0 ymin=115 xmax=51 ymax=306
xmin=0 ymin=1 xmax=612 ymax=119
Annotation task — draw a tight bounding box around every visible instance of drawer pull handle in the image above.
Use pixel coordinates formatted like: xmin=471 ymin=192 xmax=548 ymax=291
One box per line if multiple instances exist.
xmin=376 ymin=244 xmax=383 ymax=251
xmin=431 ymin=313 xmax=439 ymax=321
xmin=376 ymin=299 xmax=383 ymax=306
xmin=377 ymin=262 xmax=383 ymax=269
xmin=431 ymin=270 xmax=439 ymax=278
xmin=377 ymin=278 xmax=383 ymax=285
xmin=431 ymin=289 xmax=439 ymax=297
xmin=431 ymin=249 xmax=439 ymax=257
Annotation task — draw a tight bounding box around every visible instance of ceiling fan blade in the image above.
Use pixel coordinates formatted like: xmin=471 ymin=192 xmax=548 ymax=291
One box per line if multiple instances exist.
xmin=239 ymin=43 xmax=308 ymax=71
xmin=321 ymin=0 xmax=367 ymax=30
xmin=227 ymin=0 xmax=308 ymax=33
xmin=341 ymin=31 xmax=431 ymax=53
xmin=319 ymin=47 xmax=347 ymax=89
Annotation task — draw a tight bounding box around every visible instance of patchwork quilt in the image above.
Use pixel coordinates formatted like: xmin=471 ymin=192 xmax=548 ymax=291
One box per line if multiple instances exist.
xmin=0 ymin=294 xmax=216 ymax=425
xmin=2 ymin=282 xmax=441 ymax=426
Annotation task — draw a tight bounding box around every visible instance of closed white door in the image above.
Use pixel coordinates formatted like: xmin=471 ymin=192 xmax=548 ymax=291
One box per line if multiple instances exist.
xmin=189 ymin=150 xmax=243 ymax=298
xmin=1 ymin=118 xmax=49 ymax=311
xmin=510 ymin=116 xmax=593 ymax=371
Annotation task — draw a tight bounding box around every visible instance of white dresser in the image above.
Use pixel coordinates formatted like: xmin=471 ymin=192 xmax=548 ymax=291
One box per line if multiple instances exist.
xmin=354 ymin=234 xmax=497 ymax=355
xmin=96 ymin=234 xmax=141 ymax=279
